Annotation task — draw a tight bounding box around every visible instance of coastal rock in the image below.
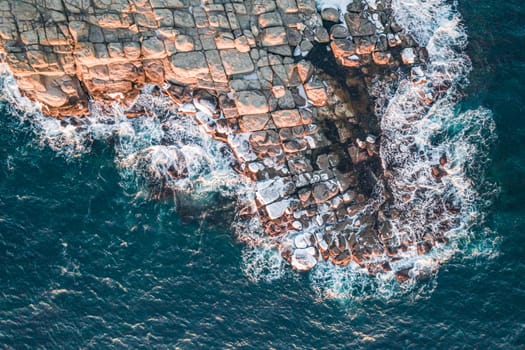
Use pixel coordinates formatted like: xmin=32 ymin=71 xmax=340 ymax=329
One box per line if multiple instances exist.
xmin=291 ymin=248 xmax=318 ymax=271
xmin=170 ymin=52 xmax=211 ymax=83
xmin=220 ymin=49 xmax=255 ymax=76
xmin=235 ymin=91 xmax=269 ymax=115
xmin=401 ymin=48 xmax=416 ymax=65
xmin=0 ymin=0 xmax=436 ymax=281
xmin=321 ymin=8 xmax=340 ymax=23
xmin=261 ymin=27 xmax=288 ymax=47
xmin=344 ymin=12 xmax=376 ymax=37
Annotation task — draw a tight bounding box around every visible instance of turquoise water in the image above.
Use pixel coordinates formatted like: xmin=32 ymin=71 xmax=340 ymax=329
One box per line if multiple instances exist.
xmin=0 ymin=1 xmax=524 ymax=348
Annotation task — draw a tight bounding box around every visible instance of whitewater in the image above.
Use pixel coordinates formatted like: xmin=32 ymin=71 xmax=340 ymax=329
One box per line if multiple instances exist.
xmin=0 ymin=0 xmax=498 ymax=301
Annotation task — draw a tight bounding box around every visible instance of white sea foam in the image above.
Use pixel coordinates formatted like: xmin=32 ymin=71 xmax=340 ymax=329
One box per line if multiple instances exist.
xmin=263 ymin=0 xmax=499 ymax=300
xmin=310 ymin=0 xmax=497 ymax=300
xmin=0 ymin=0 xmax=498 ymax=301
xmin=0 ymin=64 xmax=244 ymax=202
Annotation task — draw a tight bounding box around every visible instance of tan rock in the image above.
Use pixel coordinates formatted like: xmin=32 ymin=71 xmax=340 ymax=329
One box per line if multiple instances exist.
xmin=20 ymin=31 xmax=39 ymax=46
xmin=173 ymin=10 xmax=195 ymax=27
xmin=142 ymin=37 xmax=166 ymax=59
xmin=312 ymin=181 xmax=339 ymax=204
xmin=215 ymin=32 xmax=236 ymax=50
xmin=174 ymin=34 xmax=194 ymax=52
xmin=295 ymin=60 xmax=313 ymax=83
xmin=63 ymin=0 xmax=91 ymax=14
xmin=154 ymin=9 xmax=174 ymax=27
xmin=123 ymin=42 xmax=141 ymax=59
xmin=276 ymin=0 xmax=298 ymax=13
xmin=107 ymin=43 xmax=125 ymax=58
xmin=258 ymin=12 xmax=283 ymax=28
xmin=252 ymin=0 xmax=277 ymax=15
xmin=234 ymin=36 xmax=251 ymax=53
xmin=239 ymin=114 xmax=271 ymax=132
xmin=344 ymin=12 xmax=376 ymax=37
xmin=204 ymin=50 xmax=228 ymax=84
xmin=304 ymin=82 xmax=328 ymax=107
xmin=144 ymin=59 xmax=165 ymax=83
xmin=11 ymin=2 xmax=38 ymax=21
xmin=261 ymin=27 xmax=288 ymax=47
xmin=321 ymin=8 xmax=340 ymax=22
xmin=220 ymin=49 xmax=255 ymax=76
xmin=45 ymin=0 xmax=65 ymax=11
xmin=135 ymin=12 xmax=158 ymax=29
xmin=271 ymin=85 xmax=286 ymax=98
xmin=170 ymin=51 xmax=210 ymax=83
xmin=95 ymin=13 xmax=131 ymax=29
xmin=108 ymin=62 xmax=143 ymax=82
xmin=355 ymin=36 xmax=376 ymax=55
xmin=35 ymin=86 xmax=68 ymax=108
xmin=330 ymin=39 xmax=356 ymax=59
xmin=151 ymin=0 xmax=185 ymax=9
xmin=235 ymin=91 xmax=269 ymax=115
xmin=272 ymin=109 xmax=302 ymax=128
xmin=372 ymin=51 xmax=391 ymax=65
xmin=401 ymin=48 xmax=416 ymax=65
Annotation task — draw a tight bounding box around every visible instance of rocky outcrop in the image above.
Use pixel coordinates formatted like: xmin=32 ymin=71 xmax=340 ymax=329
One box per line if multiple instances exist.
xmin=0 ymin=0 xmax=434 ymax=280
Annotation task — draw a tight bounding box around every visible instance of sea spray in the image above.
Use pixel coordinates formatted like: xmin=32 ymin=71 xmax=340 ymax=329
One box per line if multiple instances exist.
xmin=285 ymin=0 xmax=497 ymax=300
xmin=0 ymin=0 xmax=499 ymax=301
xmin=0 ymin=65 xmax=245 ymax=204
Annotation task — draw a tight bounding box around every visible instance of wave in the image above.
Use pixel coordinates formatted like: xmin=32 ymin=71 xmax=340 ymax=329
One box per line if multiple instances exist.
xmin=0 ymin=0 xmax=499 ymax=301
xmin=0 ymin=65 xmax=245 ymax=204
xmin=239 ymin=0 xmax=497 ymax=299
xmin=305 ymin=0 xmax=498 ymax=301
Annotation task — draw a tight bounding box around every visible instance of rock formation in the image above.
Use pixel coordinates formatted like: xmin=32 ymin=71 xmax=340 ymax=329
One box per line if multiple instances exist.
xmin=0 ymin=0 xmax=439 ymax=280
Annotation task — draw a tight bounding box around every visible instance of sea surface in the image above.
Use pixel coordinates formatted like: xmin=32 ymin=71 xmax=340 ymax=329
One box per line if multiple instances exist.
xmin=0 ymin=0 xmax=524 ymax=348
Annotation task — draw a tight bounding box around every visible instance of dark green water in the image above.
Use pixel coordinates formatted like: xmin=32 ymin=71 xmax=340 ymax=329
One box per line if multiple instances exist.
xmin=0 ymin=1 xmax=524 ymax=348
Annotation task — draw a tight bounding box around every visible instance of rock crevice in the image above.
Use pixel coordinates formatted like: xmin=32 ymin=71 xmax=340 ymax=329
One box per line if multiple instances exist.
xmin=0 ymin=0 xmax=438 ymax=280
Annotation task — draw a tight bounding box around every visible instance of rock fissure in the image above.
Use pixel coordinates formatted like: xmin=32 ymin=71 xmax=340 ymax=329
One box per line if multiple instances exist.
xmin=0 ymin=0 xmax=449 ymax=280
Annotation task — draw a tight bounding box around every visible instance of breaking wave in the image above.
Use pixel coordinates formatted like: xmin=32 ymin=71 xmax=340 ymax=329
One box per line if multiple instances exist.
xmin=239 ymin=0 xmax=498 ymax=301
xmin=304 ymin=0 xmax=498 ymax=301
xmin=0 ymin=0 xmax=499 ymax=302
xmin=0 ymin=66 xmax=244 ymax=204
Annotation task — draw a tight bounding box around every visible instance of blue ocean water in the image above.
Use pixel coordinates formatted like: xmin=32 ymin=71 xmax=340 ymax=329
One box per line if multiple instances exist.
xmin=0 ymin=0 xmax=524 ymax=348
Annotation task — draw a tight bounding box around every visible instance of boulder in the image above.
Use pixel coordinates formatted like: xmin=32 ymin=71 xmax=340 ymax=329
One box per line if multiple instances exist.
xmin=220 ymin=49 xmax=255 ymax=75
xmin=291 ymin=247 xmax=318 ymax=271
xmin=330 ymin=39 xmax=356 ymax=59
xmin=304 ymin=81 xmax=328 ymax=106
xmin=239 ymin=114 xmax=271 ymax=132
xmin=312 ymin=181 xmax=339 ymax=204
xmin=235 ymin=91 xmax=269 ymax=115
xmin=265 ymin=200 xmax=290 ymax=220
xmin=321 ymin=8 xmax=340 ymax=22
xmin=401 ymin=48 xmax=416 ymax=65
xmin=258 ymin=12 xmax=283 ymax=28
xmin=261 ymin=27 xmax=288 ymax=47
xmin=193 ymin=90 xmax=218 ymax=116
xmin=344 ymin=12 xmax=376 ymax=37
xmin=271 ymin=109 xmax=303 ymax=128
xmin=170 ymin=52 xmax=211 ymax=83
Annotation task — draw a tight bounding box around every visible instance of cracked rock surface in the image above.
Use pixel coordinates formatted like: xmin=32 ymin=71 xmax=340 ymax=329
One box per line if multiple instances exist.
xmin=0 ymin=0 xmax=438 ymax=279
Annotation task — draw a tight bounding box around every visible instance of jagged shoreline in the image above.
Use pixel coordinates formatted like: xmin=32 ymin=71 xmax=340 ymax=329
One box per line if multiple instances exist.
xmin=0 ymin=0 xmax=453 ymax=281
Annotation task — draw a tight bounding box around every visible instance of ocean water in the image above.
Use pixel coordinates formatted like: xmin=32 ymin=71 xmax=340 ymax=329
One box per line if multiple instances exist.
xmin=0 ymin=0 xmax=524 ymax=348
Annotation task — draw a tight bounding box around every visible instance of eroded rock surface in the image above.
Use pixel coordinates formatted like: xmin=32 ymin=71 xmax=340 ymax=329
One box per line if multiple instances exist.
xmin=0 ymin=0 xmax=438 ymax=280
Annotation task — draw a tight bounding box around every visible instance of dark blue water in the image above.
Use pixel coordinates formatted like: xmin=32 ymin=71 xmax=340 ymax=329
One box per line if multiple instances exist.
xmin=1 ymin=1 xmax=524 ymax=348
